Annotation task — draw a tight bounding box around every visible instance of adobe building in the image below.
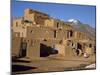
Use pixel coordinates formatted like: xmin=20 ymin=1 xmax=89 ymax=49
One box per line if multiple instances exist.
xmin=12 ymin=8 xmax=95 ymax=60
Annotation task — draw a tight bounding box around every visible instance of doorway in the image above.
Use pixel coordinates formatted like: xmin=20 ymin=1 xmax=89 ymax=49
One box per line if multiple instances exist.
xmin=40 ymin=43 xmax=50 ymax=57
xmin=20 ymin=42 xmax=27 ymax=57
xmin=40 ymin=43 xmax=58 ymax=57
xmin=77 ymin=43 xmax=82 ymax=50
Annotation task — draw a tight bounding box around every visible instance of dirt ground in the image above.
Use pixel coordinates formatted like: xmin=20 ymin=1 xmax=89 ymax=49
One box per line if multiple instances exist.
xmin=12 ymin=54 xmax=96 ymax=74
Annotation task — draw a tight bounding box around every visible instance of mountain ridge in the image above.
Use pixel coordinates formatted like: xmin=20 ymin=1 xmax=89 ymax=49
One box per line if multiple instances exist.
xmin=66 ymin=19 xmax=95 ymax=40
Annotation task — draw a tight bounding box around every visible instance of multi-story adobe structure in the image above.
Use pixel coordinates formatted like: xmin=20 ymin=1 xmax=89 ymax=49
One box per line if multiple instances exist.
xmin=12 ymin=8 xmax=95 ymax=59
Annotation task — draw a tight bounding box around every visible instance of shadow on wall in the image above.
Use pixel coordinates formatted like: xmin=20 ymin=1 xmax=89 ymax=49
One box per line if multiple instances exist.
xmin=40 ymin=43 xmax=58 ymax=57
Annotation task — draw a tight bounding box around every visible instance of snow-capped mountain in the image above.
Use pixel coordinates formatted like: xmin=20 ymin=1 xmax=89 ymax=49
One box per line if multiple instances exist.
xmin=67 ymin=19 xmax=95 ymax=40
xmin=67 ymin=19 xmax=81 ymax=25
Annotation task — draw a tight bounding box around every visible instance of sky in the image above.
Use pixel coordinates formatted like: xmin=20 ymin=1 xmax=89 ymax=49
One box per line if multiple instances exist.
xmin=11 ymin=0 xmax=96 ymax=28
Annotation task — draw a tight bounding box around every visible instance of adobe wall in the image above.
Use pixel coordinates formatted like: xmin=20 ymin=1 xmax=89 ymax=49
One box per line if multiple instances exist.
xmin=74 ymin=31 xmax=89 ymax=40
xmin=12 ymin=18 xmax=27 ymax=37
xmin=24 ymin=8 xmax=50 ymax=25
xmin=12 ymin=37 xmax=22 ymax=57
xmin=27 ymin=27 xmax=55 ymax=39
xmin=26 ymin=39 xmax=40 ymax=59
xmin=26 ymin=26 xmax=74 ymax=40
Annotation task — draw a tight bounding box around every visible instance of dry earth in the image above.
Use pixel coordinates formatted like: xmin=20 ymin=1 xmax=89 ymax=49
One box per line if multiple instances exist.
xmin=12 ymin=54 xmax=96 ymax=74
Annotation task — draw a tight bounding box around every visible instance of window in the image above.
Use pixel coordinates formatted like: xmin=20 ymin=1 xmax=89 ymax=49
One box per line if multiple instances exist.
xmin=43 ymin=39 xmax=47 ymax=41
xmin=72 ymin=43 xmax=73 ymax=46
xmin=89 ymin=44 xmax=92 ymax=48
xmin=16 ymin=22 xmax=18 ymax=27
xmin=30 ymin=30 xmax=33 ymax=34
xmin=54 ymin=30 xmax=56 ymax=38
xmin=57 ymin=22 xmax=59 ymax=28
xmin=59 ymin=40 xmax=63 ymax=44
xmin=67 ymin=30 xmax=69 ymax=38
xmin=70 ymin=30 xmax=73 ymax=37
xmin=27 ymin=40 xmax=29 ymax=43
